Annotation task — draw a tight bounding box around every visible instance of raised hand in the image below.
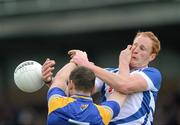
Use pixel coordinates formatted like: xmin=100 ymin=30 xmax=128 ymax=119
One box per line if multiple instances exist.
xmin=68 ymin=49 xmax=89 ymax=67
xmin=119 ymin=45 xmax=132 ymax=66
xmin=42 ymin=58 xmax=56 ymax=83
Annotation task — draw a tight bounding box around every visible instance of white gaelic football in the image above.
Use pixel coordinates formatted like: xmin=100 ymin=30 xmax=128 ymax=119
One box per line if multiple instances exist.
xmin=14 ymin=60 xmax=45 ymax=93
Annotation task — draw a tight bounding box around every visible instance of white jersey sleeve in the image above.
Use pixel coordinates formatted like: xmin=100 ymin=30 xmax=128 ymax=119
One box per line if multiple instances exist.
xmin=95 ymin=77 xmax=104 ymax=93
xmin=131 ymin=67 xmax=162 ymax=92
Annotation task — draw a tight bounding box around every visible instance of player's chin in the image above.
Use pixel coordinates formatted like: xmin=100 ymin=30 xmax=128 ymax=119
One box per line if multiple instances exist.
xmin=130 ymin=62 xmax=138 ymax=68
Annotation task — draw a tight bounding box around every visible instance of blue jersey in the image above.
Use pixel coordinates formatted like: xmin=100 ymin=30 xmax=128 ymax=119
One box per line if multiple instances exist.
xmin=47 ymin=87 xmax=120 ymax=125
xmin=95 ymin=67 xmax=162 ymax=125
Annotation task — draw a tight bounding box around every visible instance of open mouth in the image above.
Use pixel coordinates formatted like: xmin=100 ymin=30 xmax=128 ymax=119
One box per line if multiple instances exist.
xmin=132 ymin=56 xmax=137 ymax=60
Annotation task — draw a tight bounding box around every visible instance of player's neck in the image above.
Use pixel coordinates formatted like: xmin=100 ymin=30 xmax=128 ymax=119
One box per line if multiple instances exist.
xmin=130 ymin=65 xmax=148 ymax=70
xmin=73 ymin=90 xmax=91 ymax=97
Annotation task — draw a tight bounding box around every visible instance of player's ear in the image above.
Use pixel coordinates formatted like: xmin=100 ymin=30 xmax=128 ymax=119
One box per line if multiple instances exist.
xmin=91 ymin=85 xmax=96 ymax=94
xmin=68 ymin=80 xmax=74 ymax=89
xmin=149 ymin=53 xmax=156 ymax=62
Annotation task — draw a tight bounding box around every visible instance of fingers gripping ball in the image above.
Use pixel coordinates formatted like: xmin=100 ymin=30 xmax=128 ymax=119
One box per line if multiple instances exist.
xmin=14 ymin=60 xmax=45 ymax=93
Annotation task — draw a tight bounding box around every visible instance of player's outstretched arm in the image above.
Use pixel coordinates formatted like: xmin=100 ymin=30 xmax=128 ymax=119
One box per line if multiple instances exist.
xmin=108 ymin=91 xmax=127 ymax=107
xmin=51 ymin=62 xmax=77 ymax=90
xmin=68 ymin=49 xmax=147 ymax=94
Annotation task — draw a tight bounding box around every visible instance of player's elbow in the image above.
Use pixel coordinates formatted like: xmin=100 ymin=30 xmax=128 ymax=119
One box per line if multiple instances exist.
xmin=115 ymin=82 xmax=133 ymax=94
xmin=117 ymin=87 xmax=130 ymax=94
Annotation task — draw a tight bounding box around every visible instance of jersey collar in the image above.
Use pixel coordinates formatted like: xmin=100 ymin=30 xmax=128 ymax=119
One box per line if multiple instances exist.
xmin=71 ymin=94 xmax=93 ymax=101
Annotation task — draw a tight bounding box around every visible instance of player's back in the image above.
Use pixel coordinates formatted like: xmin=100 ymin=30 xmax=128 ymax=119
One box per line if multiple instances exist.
xmin=48 ymin=94 xmax=111 ymax=125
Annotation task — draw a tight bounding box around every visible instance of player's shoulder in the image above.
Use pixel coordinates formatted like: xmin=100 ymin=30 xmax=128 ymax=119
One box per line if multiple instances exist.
xmin=141 ymin=67 xmax=162 ymax=84
xmin=48 ymin=87 xmax=75 ymax=104
xmin=142 ymin=67 xmax=161 ymax=75
xmin=47 ymin=87 xmax=66 ymax=100
xmin=131 ymin=67 xmax=161 ymax=76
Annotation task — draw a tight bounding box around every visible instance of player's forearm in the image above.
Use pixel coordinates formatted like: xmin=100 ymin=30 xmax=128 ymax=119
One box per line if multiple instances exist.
xmin=86 ymin=63 xmax=130 ymax=94
xmin=119 ymin=60 xmax=130 ymax=77
xmin=108 ymin=91 xmax=127 ymax=107
xmin=117 ymin=61 xmax=132 ymax=94
xmin=50 ymin=62 xmax=77 ymax=90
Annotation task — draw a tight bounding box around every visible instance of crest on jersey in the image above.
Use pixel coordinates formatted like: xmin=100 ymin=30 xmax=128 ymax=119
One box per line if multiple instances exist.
xmin=80 ymin=104 xmax=88 ymax=111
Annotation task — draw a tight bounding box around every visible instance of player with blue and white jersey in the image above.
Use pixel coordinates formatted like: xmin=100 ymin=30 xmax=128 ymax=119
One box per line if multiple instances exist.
xmin=95 ymin=67 xmax=161 ymax=125
xmin=69 ymin=31 xmax=162 ymax=125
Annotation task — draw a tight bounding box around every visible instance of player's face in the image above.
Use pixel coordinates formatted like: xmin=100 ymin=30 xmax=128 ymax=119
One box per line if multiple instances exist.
xmin=130 ymin=35 xmax=155 ymax=68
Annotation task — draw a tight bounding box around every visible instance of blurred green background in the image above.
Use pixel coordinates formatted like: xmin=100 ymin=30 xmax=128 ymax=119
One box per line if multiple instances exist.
xmin=0 ymin=0 xmax=180 ymax=125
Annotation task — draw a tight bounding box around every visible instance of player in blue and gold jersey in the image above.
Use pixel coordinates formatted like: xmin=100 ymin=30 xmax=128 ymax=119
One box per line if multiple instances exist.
xmin=43 ymin=60 xmax=127 ymax=125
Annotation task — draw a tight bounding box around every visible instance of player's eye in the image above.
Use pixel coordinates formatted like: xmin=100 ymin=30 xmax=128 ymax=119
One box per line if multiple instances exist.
xmin=140 ymin=45 xmax=146 ymax=51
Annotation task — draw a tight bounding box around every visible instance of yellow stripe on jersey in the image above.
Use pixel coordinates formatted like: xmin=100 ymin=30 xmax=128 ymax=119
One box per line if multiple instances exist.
xmin=95 ymin=104 xmax=112 ymax=125
xmin=48 ymin=95 xmax=75 ymax=114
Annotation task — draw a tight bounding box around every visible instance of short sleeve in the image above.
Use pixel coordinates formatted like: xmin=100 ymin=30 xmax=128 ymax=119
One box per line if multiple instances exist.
xmin=131 ymin=67 xmax=162 ymax=91
xmin=101 ymin=101 xmax=120 ymax=119
xmin=47 ymin=87 xmax=66 ymax=101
